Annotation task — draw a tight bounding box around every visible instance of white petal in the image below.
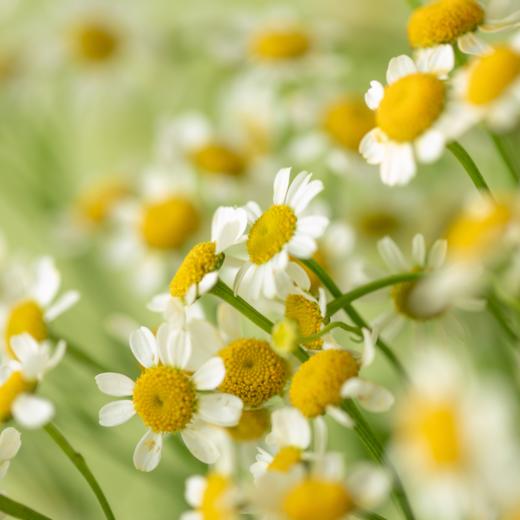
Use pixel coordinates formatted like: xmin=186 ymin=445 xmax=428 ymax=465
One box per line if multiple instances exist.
xmin=326 ymin=405 xmax=354 ymax=428
xmin=416 ymin=45 xmax=454 ymax=77
xmin=12 ymin=394 xmax=54 ymax=429
xmin=133 ymin=430 xmax=163 ymax=472
xmin=380 ymin=143 xmax=416 ymax=186
xmin=0 ymin=460 xmax=10 ymax=479
xmin=266 ymin=408 xmax=310 ymax=450
xmin=0 ymin=427 xmax=21 ymax=461
xmin=386 ymin=55 xmax=417 ymax=84
xmin=198 ymin=272 xmax=218 ymax=296
xmin=287 ymin=235 xmax=317 ymax=259
xmin=31 ymin=257 xmax=60 ymax=307
xmin=181 ymin=427 xmax=220 ymax=464
xmin=291 ymin=179 xmax=324 ymax=215
xmin=197 ymin=393 xmax=243 ymax=426
xmin=361 ymin=328 xmax=376 ymax=368
xmin=186 ymin=320 xmax=222 ymax=370
xmin=377 ymin=237 xmax=409 ymax=272
xmin=95 ymin=373 xmax=135 ymax=397
xmin=44 ymin=291 xmax=80 ymax=322
xmin=185 ymin=475 xmax=206 ymax=508
xmin=99 ymin=400 xmax=135 ymax=427
xmin=412 ymin=234 xmax=426 ymax=266
xmin=285 ymin=171 xmax=312 ymax=207
xmin=480 ymin=10 xmax=520 ymax=32
xmin=457 ymin=33 xmax=490 ymax=56
xmin=347 ymin=464 xmax=392 ymax=509
xmin=212 ymin=207 xmax=248 ymax=254
xmin=273 ymin=167 xmax=292 ymax=205
xmin=340 ymin=378 xmax=394 ymax=412
xmin=47 ymin=340 xmax=67 ymax=370
xmin=427 ymin=239 xmax=447 ymax=269
xmin=217 ymin=303 xmax=242 ymax=341
xmin=146 ymin=293 xmax=171 ymax=314
xmin=297 ymin=216 xmax=329 ymax=239
xmin=286 ymin=262 xmax=311 ymax=291
xmin=166 ymin=328 xmax=192 ymax=369
xmin=129 ymin=327 xmax=158 ymax=368
xmin=9 ymin=334 xmax=38 ymax=363
xmin=365 ymin=80 xmax=384 ymax=110
xmin=415 ymin=130 xmax=445 ymax=163
xmin=359 ymin=128 xmax=386 ymax=164
xmin=313 ymin=416 xmax=328 ymax=455
xmin=192 ymin=357 xmax=225 ymax=390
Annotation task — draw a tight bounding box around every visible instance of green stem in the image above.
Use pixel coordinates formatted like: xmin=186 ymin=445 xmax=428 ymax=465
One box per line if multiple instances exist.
xmin=44 ymin=423 xmax=115 ymax=520
xmin=327 ymin=272 xmax=424 ymax=317
xmin=487 ymin=294 xmax=519 ymax=346
xmin=0 ymin=495 xmax=51 ymax=520
xmin=356 ymin=512 xmax=388 ymax=520
xmin=487 ymin=130 xmax=519 ymax=185
xmin=447 ymin=141 xmax=492 ymax=196
xmin=300 ymin=321 xmax=361 ymax=344
xmin=301 ymin=259 xmax=409 ymax=380
xmin=343 ymin=401 xmax=416 ymax=520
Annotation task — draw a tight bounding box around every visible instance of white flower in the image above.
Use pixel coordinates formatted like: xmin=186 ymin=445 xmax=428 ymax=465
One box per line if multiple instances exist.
xmin=233 ymin=167 xmax=328 ymax=301
xmin=96 ymin=323 xmax=243 ymax=471
xmin=360 ymin=47 xmax=460 ymax=186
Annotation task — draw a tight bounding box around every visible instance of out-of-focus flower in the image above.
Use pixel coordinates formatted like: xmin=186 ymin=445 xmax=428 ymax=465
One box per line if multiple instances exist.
xmin=0 ymin=333 xmax=66 ymax=428
xmin=0 ymin=427 xmax=21 ymax=479
xmin=96 ymin=323 xmax=243 ymax=471
xmin=233 ymin=167 xmax=327 ymax=300
xmin=360 ymin=47 xmax=460 ymax=185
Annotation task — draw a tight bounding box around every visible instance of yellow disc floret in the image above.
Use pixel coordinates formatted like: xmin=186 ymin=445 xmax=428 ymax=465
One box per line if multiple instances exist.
xmin=218 ymin=339 xmax=288 ymax=408
xmin=285 ymin=294 xmax=324 ymax=350
xmin=140 ymin=196 xmax=200 ymax=250
xmin=0 ymin=371 xmax=37 ymax=422
xmin=377 ymin=73 xmax=446 ymax=142
xmin=132 ymin=365 xmax=197 ymax=433
xmin=169 ymin=242 xmax=224 ymax=299
xmin=290 ymin=349 xmax=359 ymax=418
xmin=227 ymin=408 xmax=270 ymax=442
xmin=5 ymin=300 xmax=47 ymax=358
xmin=76 ymin=179 xmax=129 ymax=226
xmin=191 ymin=143 xmax=245 ymax=177
xmin=70 ymin=21 xmax=120 ymax=64
xmin=408 ymin=0 xmax=485 ymax=49
xmin=247 ymin=205 xmax=297 ymax=264
xmin=466 ymin=46 xmax=520 ymax=106
xmin=268 ymin=446 xmax=302 ymax=472
xmin=323 ymin=96 xmax=375 ymax=151
xmin=251 ymin=28 xmax=310 ymax=61
xmin=282 ymin=478 xmax=354 ymax=520
xmin=200 ymin=473 xmax=234 ymax=520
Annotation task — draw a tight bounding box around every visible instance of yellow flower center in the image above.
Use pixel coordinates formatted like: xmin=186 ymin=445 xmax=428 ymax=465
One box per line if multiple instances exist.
xmin=397 ymin=397 xmax=462 ymax=469
xmin=200 ymin=473 xmax=233 ymax=520
xmin=140 ymin=196 xmax=200 ymax=250
xmin=268 ymin=446 xmax=302 ymax=472
xmin=466 ymin=46 xmax=520 ymax=105
xmin=271 ymin=318 xmax=300 ymax=357
xmin=407 ymin=0 xmax=485 ymax=49
xmin=76 ymin=180 xmax=129 ymax=225
xmin=377 ymin=73 xmax=446 ymax=142
xmin=169 ymin=242 xmax=224 ymax=299
xmin=251 ymin=28 xmax=310 ymax=61
xmin=247 ymin=205 xmax=297 ymax=265
xmin=285 ymin=294 xmax=324 ymax=350
xmin=70 ymin=21 xmax=120 ymax=64
xmin=0 ymin=371 xmax=37 ymax=422
xmin=218 ymin=339 xmax=288 ymax=408
xmin=5 ymin=300 xmax=47 ymax=359
xmin=290 ymin=349 xmax=359 ymax=418
xmin=323 ymin=96 xmax=375 ymax=151
xmin=132 ymin=365 xmax=197 ymax=433
xmin=282 ymin=478 xmax=354 ymax=520
xmin=226 ymin=408 xmax=270 ymax=442
xmin=191 ymin=143 xmax=245 ymax=177
xmin=446 ymin=198 xmax=511 ymax=261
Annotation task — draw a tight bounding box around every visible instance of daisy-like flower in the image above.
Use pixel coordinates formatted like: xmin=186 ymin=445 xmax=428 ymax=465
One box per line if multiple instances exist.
xmin=452 ymin=35 xmax=520 ymax=132
xmin=0 ymin=333 xmax=66 ymax=428
xmin=96 ymin=323 xmax=243 ymax=471
xmin=289 ymin=331 xmax=393 ymax=428
xmin=407 ymin=0 xmax=520 ymax=56
xmin=0 ymin=257 xmax=79 ymax=360
xmin=0 ymin=427 xmax=21 ymax=479
xmin=251 ymin=453 xmax=391 ymax=520
xmin=360 ymin=47 xmax=459 ymax=186
xmin=234 ymin=167 xmax=328 ymax=301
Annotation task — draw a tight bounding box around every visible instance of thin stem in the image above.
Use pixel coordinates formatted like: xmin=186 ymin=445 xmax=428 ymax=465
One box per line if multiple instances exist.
xmin=343 ymin=401 xmax=416 ymax=520
xmin=301 ymin=259 xmax=409 ymax=381
xmin=300 ymin=321 xmax=361 ymax=344
xmin=487 ymin=294 xmax=519 ymax=346
xmin=356 ymin=512 xmax=388 ymax=520
xmin=487 ymin=130 xmax=519 ymax=184
xmin=327 ymin=272 xmax=424 ymax=317
xmin=0 ymin=495 xmax=51 ymax=520
xmin=44 ymin=423 xmax=115 ymax=520
xmin=447 ymin=141 xmax=492 ymax=196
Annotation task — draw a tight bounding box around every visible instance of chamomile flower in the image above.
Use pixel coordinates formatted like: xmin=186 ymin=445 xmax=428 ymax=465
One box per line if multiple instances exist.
xmin=0 ymin=257 xmax=79 ymax=360
xmin=0 ymin=427 xmax=21 ymax=479
xmin=251 ymin=453 xmax=391 ymax=520
xmin=0 ymin=333 xmax=66 ymax=428
xmin=289 ymin=331 xmax=393 ymax=428
xmin=407 ymin=0 xmax=520 ymax=56
xmin=452 ymin=36 xmax=520 ymax=132
xmin=96 ymin=323 xmax=243 ymax=471
xmin=360 ymin=47 xmax=459 ymax=186
xmin=234 ymin=167 xmax=328 ymax=301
